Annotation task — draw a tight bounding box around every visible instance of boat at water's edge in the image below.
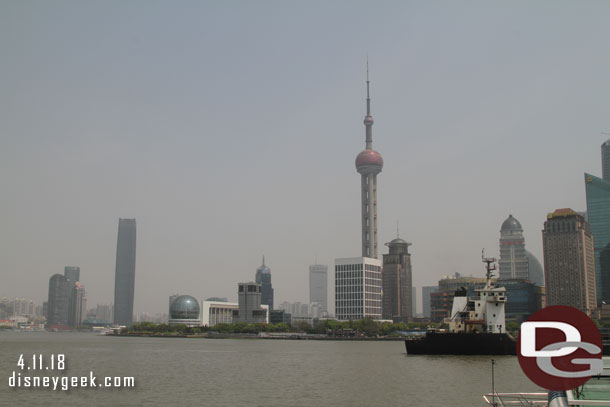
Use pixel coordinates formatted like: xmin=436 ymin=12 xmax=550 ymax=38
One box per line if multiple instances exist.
xmin=405 ymin=253 xmax=516 ymax=355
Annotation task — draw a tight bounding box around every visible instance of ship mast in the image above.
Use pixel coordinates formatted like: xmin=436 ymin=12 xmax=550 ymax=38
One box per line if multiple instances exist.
xmin=481 ymin=249 xmax=497 ymax=283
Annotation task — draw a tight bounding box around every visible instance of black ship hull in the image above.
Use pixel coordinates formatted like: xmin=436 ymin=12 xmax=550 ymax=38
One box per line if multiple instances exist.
xmin=405 ymin=332 xmax=517 ymax=355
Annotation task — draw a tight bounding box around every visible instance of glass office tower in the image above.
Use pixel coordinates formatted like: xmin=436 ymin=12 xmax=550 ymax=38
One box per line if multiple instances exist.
xmin=585 ymin=173 xmax=610 ymax=302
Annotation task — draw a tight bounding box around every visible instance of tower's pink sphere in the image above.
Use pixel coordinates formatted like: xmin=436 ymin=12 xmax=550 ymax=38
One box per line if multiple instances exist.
xmin=355 ymin=149 xmax=383 ymax=171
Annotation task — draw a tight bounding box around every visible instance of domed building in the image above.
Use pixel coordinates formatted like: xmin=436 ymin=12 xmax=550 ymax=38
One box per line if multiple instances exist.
xmin=498 ymin=214 xmax=544 ymax=286
xmin=168 ymin=295 xmax=201 ymax=327
xmin=498 ymin=215 xmax=546 ymax=322
xmin=498 ymin=215 xmax=529 ymax=281
xmin=525 ymin=250 xmax=544 ymax=286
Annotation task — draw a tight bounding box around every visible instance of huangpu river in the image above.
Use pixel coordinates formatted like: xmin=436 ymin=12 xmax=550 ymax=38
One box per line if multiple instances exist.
xmin=1 ymin=331 xmax=540 ymax=407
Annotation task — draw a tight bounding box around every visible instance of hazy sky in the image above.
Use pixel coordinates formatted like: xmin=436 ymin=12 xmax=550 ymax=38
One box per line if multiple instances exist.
xmin=2 ymin=1 xmax=610 ymax=315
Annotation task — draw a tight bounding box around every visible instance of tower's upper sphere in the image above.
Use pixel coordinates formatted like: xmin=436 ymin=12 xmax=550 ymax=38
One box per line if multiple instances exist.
xmin=501 ymin=214 xmax=523 ymax=232
xmin=356 ymin=149 xmax=383 ymax=173
xmin=363 ymin=115 xmax=374 ymax=126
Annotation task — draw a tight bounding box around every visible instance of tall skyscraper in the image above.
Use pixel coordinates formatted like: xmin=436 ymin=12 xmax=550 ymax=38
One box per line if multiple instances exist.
xmin=64 ymin=266 xmax=80 ymax=283
xmin=585 ymin=172 xmax=610 ymax=302
xmin=113 ymin=218 xmax=137 ymax=326
xmin=381 ymin=237 xmax=412 ymax=322
xmin=255 ymin=257 xmax=274 ymax=310
xmin=498 ymin=215 xmax=529 ymax=280
xmin=309 ymin=264 xmax=328 ymax=313
xmin=355 ymin=66 xmax=383 ymax=259
xmin=47 ymin=266 xmax=85 ymax=328
xmin=47 ymin=274 xmax=71 ymax=327
xmin=543 ymin=208 xmax=596 ymax=315
xmin=602 ymin=139 xmax=610 ymax=181
xmin=69 ymin=282 xmax=87 ymax=326
xmin=335 ymin=257 xmax=382 ymax=320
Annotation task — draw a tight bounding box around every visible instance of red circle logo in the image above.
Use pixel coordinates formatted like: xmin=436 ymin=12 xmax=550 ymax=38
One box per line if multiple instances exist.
xmin=517 ymin=306 xmax=602 ymax=391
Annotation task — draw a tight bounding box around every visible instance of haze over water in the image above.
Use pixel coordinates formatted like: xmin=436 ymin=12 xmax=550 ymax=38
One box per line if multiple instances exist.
xmin=1 ymin=332 xmax=539 ymax=406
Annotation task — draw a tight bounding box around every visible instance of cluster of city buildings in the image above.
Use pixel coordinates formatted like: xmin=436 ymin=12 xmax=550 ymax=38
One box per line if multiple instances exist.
xmin=166 ymin=260 xmax=330 ymax=328
xmin=41 ymin=218 xmax=136 ymax=330
xmin=423 ymin=216 xmax=545 ymax=323
xmin=420 ymin=142 xmax=610 ymax=324
xmin=10 ymin=72 xmax=610 ymax=332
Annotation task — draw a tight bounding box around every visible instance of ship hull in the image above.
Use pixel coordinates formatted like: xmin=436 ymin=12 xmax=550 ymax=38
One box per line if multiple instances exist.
xmin=405 ymin=332 xmax=517 ymax=355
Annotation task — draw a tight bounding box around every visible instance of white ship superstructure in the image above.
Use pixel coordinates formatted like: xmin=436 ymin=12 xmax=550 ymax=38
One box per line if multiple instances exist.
xmin=447 ymin=255 xmax=507 ymax=334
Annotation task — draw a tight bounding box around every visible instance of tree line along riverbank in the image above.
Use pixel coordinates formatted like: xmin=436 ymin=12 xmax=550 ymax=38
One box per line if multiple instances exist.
xmin=116 ymin=319 xmax=447 ymax=339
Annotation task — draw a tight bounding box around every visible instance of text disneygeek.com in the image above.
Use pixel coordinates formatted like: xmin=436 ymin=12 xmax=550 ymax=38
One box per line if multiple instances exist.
xmin=9 ymin=371 xmax=135 ymax=391
xmin=7 ymin=354 xmax=135 ymax=391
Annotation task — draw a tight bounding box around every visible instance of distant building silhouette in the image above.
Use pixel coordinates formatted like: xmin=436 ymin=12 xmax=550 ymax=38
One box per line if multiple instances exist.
xmin=422 ymin=286 xmax=437 ymax=319
xmin=69 ymin=282 xmax=87 ymax=326
xmin=309 ymin=264 xmax=328 ymax=313
xmin=543 ymin=208 xmax=596 ymax=315
xmin=600 ymin=244 xmax=610 ymax=305
xmin=602 ymin=139 xmax=610 ymax=181
xmin=412 ymin=287 xmax=417 ymax=317
xmin=64 ymin=266 xmax=80 ymax=283
xmin=47 ymin=274 xmax=71 ymax=327
xmin=525 ymin=250 xmax=544 ymax=286
xmin=234 ymin=282 xmax=268 ymax=324
xmin=585 ymin=173 xmax=610 ymax=302
xmin=255 ymin=257 xmax=274 ymax=310
xmin=113 ymin=218 xmax=137 ymax=326
xmin=382 ymin=237 xmax=412 ymax=323
xmin=47 ymin=266 xmax=87 ymax=328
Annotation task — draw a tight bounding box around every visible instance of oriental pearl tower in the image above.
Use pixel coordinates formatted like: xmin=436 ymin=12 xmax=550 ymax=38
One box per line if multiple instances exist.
xmin=355 ymin=65 xmax=383 ymax=259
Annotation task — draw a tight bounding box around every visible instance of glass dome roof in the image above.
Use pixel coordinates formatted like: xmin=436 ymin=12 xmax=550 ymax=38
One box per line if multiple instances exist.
xmin=169 ymin=295 xmax=200 ymax=320
xmin=501 ymin=214 xmax=523 ymax=232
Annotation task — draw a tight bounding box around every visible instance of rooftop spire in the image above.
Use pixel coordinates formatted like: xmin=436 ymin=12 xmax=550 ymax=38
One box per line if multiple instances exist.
xmin=262 ymin=255 xmax=265 ymax=267
xmin=364 ymin=57 xmax=374 ymax=149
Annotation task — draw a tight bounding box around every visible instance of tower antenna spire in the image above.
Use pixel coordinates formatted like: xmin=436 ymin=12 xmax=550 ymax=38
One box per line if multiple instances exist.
xmin=364 ymin=57 xmax=374 ymax=150
xmin=366 ymin=56 xmax=371 ymax=116
xmin=262 ymin=255 xmax=265 ymax=267
xmin=397 ymin=220 xmax=400 ymax=239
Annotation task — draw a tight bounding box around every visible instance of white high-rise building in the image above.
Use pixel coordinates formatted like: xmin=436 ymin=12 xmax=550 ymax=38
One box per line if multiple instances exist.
xmin=309 ymin=264 xmax=328 ymax=313
xmin=335 ymin=257 xmax=382 ymax=320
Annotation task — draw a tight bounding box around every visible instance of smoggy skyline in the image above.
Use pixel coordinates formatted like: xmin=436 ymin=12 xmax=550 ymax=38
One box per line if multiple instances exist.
xmin=2 ymin=1 xmax=610 ymax=314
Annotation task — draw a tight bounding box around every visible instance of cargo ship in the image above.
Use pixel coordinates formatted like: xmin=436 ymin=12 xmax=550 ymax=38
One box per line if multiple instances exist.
xmin=405 ymin=254 xmax=517 ymax=355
